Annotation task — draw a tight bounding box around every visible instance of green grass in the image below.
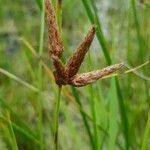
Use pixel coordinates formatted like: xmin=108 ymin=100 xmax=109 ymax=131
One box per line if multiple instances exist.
xmin=37 ymin=0 xmax=45 ymax=149
xmin=81 ymin=0 xmax=129 ymax=149
xmin=0 ymin=0 xmax=150 ymax=149
xmin=141 ymin=111 xmax=150 ymax=150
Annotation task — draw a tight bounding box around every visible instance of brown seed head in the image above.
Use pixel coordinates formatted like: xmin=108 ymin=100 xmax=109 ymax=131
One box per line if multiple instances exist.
xmin=52 ymin=55 xmax=68 ymax=85
xmin=45 ymin=0 xmax=63 ymax=57
xmin=65 ymin=26 xmax=96 ymax=78
xmin=70 ymin=63 xmax=124 ymax=87
xmin=45 ymin=1 xmax=123 ymax=88
xmin=52 ymin=55 xmax=65 ymax=77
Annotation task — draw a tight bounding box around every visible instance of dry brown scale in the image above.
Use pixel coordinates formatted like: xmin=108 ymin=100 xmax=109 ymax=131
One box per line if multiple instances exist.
xmin=45 ymin=0 xmax=124 ymax=87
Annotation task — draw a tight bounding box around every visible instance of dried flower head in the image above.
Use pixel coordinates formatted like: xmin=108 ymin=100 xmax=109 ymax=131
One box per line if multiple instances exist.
xmin=69 ymin=63 xmax=124 ymax=87
xmin=65 ymin=26 xmax=96 ymax=78
xmin=45 ymin=0 xmax=63 ymax=57
xmin=45 ymin=0 xmax=124 ymax=87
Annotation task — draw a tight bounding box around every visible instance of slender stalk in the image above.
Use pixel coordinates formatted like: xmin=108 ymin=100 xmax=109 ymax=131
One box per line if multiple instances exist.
xmin=38 ymin=0 xmax=45 ymax=149
xmin=131 ymin=0 xmax=149 ymax=105
xmin=54 ymin=86 xmax=62 ymax=150
xmin=36 ymin=0 xmax=42 ymax=10
xmin=141 ymin=111 xmax=150 ymax=150
xmin=88 ymin=52 xmax=98 ymax=150
xmin=39 ymin=0 xmax=45 ymax=56
xmin=131 ymin=0 xmax=144 ymax=62
xmin=53 ymin=2 xmax=62 ymax=149
xmin=56 ymin=0 xmax=62 ymax=33
xmin=89 ymin=85 xmax=98 ymax=150
xmin=7 ymin=112 xmax=19 ymax=150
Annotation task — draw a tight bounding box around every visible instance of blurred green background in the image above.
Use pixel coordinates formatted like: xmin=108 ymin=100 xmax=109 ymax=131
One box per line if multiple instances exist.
xmin=0 ymin=0 xmax=150 ymax=149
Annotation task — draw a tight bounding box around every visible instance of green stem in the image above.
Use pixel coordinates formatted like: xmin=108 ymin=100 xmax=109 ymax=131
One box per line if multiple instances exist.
xmin=88 ymin=52 xmax=98 ymax=150
xmin=38 ymin=0 xmax=45 ymax=149
xmin=53 ymin=2 xmax=62 ymax=149
xmin=7 ymin=112 xmax=19 ymax=150
xmin=131 ymin=0 xmax=144 ymax=62
xmin=141 ymin=111 xmax=150 ymax=150
xmin=39 ymin=0 xmax=45 ymax=56
xmin=56 ymin=0 xmax=62 ymax=33
xmin=131 ymin=0 xmax=150 ymax=105
xmin=54 ymin=86 xmax=62 ymax=150
xmin=89 ymin=85 xmax=98 ymax=150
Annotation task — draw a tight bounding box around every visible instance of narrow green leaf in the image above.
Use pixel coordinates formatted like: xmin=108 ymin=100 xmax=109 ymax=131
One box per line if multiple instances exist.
xmin=116 ymin=80 xmax=129 ymax=150
xmin=88 ymin=85 xmax=98 ymax=150
xmin=37 ymin=0 xmax=45 ymax=149
xmin=0 ymin=68 xmax=39 ymax=92
xmin=108 ymin=78 xmax=119 ymax=150
xmin=6 ymin=112 xmax=18 ymax=150
xmin=141 ymin=111 xmax=150 ymax=150
xmin=35 ymin=0 xmax=42 ymax=10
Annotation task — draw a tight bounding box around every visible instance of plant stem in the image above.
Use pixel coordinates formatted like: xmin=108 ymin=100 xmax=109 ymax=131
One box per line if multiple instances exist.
xmin=89 ymin=85 xmax=98 ymax=150
xmin=54 ymin=86 xmax=62 ymax=150
xmin=56 ymin=0 xmax=62 ymax=33
xmin=141 ymin=111 xmax=150 ymax=150
xmin=7 ymin=112 xmax=19 ymax=150
xmin=88 ymin=52 xmax=98 ymax=150
xmin=131 ymin=0 xmax=150 ymax=105
xmin=53 ymin=2 xmax=62 ymax=149
xmin=38 ymin=0 xmax=45 ymax=149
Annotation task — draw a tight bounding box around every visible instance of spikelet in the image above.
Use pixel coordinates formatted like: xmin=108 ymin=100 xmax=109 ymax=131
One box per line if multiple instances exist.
xmin=52 ymin=55 xmax=65 ymax=77
xmin=70 ymin=63 xmax=124 ymax=87
xmin=65 ymin=26 xmax=96 ymax=78
xmin=45 ymin=0 xmax=63 ymax=57
xmin=53 ymin=70 xmax=68 ymax=86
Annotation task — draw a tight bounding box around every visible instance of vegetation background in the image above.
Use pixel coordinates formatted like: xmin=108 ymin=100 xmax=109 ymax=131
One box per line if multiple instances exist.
xmin=0 ymin=0 xmax=150 ymax=149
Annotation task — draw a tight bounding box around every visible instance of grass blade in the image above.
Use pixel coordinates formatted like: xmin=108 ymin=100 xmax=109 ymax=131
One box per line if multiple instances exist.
xmin=89 ymin=85 xmax=98 ymax=150
xmin=108 ymin=79 xmax=119 ymax=150
xmin=116 ymin=79 xmax=129 ymax=149
xmin=81 ymin=0 xmax=111 ymax=65
xmin=130 ymin=0 xmax=150 ymax=104
xmin=37 ymin=0 xmax=45 ymax=149
xmin=141 ymin=111 xmax=150 ymax=150
xmin=87 ymin=52 xmax=99 ymax=150
xmin=0 ymin=68 xmax=39 ymax=92
xmin=35 ymin=0 xmax=42 ymax=10
xmin=6 ymin=112 xmax=18 ymax=150
xmin=54 ymin=87 xmax=62 ymax=150
xmin=71 ymin=87 xmax=95 ymax=150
